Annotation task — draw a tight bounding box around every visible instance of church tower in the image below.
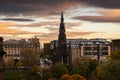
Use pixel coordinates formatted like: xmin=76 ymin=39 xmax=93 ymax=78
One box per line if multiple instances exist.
xmin=56 ymin=11 xmax=71 ymax=65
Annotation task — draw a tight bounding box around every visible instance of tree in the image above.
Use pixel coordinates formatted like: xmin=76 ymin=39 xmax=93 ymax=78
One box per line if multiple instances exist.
xmin=5 ymin=58 xmax=22 ymax=70
xmin=15 ymin=60 xmax=22 ymax=69
xmin=72 ymin=74 xmax=86 ymax=80
xmin=43 ymin=71 xmax=54 ymax=80
xmin=96 ymin=51 xmax=120 ymax=80
xmin=14 ymin=59 xmax=20 ymax=69
xmin=6 ymin=58 xmax=14 ymax=69
xmin=51 ymin=63 xmax=68 ymax=79
xmin=20 ymin=48 xmax=37 ymax=69
xmin=48 ymin=78 xmax=57 ymax=80
xmin=96 ymin=60 xmax=120 ymax=80
xmin=60 ymin=74 xmax=72 ymax=80
xmin=111 ymin=51 xmax=120 ymax=60
xmin=72 ymin=58 xmax=98 ymax=78
xmin=32 ymin=65 xmax=42 ymax=73
xmin=60 ymin=74 xmax=86 ymax=80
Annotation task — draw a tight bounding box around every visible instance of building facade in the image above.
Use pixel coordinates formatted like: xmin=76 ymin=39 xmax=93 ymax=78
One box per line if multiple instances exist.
xmin=111 ymin=39 xmax=120 ymax=52
xmin=50 ymin=38 xmax=111 ymax=62
xmin=44 ymin=43 xmax=52 ymax=55
xmin=27 ymin=37 xmax=41 ymax=65
xmin=3 ymin=37 xmax=40 ymax=63
xmin=3 ymin=39 xmax=21 ymax=62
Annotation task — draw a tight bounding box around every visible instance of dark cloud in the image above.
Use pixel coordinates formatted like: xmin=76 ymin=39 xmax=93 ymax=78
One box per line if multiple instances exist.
xmin=0 ymin=0 xmax=65 ymax=4
xmin=73 ymin=16 xmax=120 ymax=23
xmin=0 ymin=0 xmax=119 ymax=17
xmin=74 ymin=0 xmax=120 ymax=9
xmin=1 ymin=18 xmax=34 ymax=22
xmin=0 ymin=0 xmax=74 ymax=16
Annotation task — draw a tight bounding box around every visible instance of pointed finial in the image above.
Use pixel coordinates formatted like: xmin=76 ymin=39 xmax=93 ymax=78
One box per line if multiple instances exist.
xmin=61 ymin=11 xmax=63 ymax=17
xmin=61 ymin=11 xmax=64 ymax=22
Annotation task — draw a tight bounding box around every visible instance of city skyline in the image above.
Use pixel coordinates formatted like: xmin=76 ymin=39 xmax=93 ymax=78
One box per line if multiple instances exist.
xmin=0 ymin=0 xmax=120 ymax=44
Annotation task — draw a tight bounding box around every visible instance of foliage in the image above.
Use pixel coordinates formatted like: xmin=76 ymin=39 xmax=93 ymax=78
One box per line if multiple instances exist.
xmin=60 ymin=74 xmax=72 ymax=80
xmin=5 ymin=58 xmax=14 ymax=69
xmin=5 ymin=58 xmax=22 ymax=70
xmin=43 ymin=70 xmax=54 ymax=80
xmin=72 ymin=58 xmax=98 ymax=78
xmin=48 ymin=78 xmax=57 ymax=80
xmin=4 ymin=70 xmax=27 ymax=80
xmin=14 ymin=59 xmax=19 ymax=66
xmin=51 ymin=63 xmax=68 ymax=79
xmin=60 ymin=74 xmax=86 ymax=80
xmin=72 ymin=74 xmax=86 ymax=80
xmin=20 ymin=48 xmax=37 ymax=68
xmin=15 ymin=60 xmax=22 ymax=68
xmin=40 ymin=48 xmax=45 ymax=57
xmin=32 ymin=65 xmax=42 ymax=73
xmin=111 ymin=51 xmax=120 ymax=60
xmin=96 ymin=59 xmax=120 ymax=80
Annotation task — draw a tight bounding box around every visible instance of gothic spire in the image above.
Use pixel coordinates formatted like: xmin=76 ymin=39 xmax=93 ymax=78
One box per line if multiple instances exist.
xmin=61 ymin=11 xmax=64 ymax=23
xmin=58 ymin=11 xmax=67 ymax=51
xmin=54 ymin=11 xmax=72 ymax=65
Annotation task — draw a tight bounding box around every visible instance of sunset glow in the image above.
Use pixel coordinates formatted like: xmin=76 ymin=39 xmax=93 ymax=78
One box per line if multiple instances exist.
xmin=0 ymin=0 xmax=120 ymax=44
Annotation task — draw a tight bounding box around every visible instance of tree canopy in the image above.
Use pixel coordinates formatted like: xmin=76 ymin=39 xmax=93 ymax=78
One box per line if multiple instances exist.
xmin=20 ymin=48 xmax=37 ymax=68
xmin=96 ymin=51 xmax=120 ymax=80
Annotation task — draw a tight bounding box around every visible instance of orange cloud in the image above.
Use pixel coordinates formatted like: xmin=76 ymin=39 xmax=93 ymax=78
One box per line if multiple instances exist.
xmin=0 ymin=22 xmax=16 ymax=27
xmin=99 ymin=9 xmax=120 ymax=16
xmin=0 ymin=22 xmax=43 ymax=35
xmin=0 ymin=22 xmax=16 ymax=32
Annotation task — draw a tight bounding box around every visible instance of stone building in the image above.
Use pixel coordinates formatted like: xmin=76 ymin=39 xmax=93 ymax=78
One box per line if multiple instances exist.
xmin=111 ymin=39 xmax=120 ymax=52
xmin=44 ymin=43 xmax=52 ymax=55
xmin=3 ymin=37 xmax=40 ymax=63
xmin=51 ymin=38 xmax=111 ymax=62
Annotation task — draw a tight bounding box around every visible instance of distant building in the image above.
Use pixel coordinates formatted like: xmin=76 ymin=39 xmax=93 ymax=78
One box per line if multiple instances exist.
xmin=26 ymin=37 xmax=41 ymax=65
xmin=50 ymin=38 xmax=111 ymax=62
xmin=3 ymin=37 xmax=40 ymax=63
xmin=111 ymin=39 xmax=120 ymax=52
xmin=27 ymin=37 xmax=40 ymax=53
xmin=81 ymin=38 xmax=111 ymax=61
xmin=44 ymin=43 xmax=52 ymax=55
xmin=3 ymin=39 xmax=21 ymax=62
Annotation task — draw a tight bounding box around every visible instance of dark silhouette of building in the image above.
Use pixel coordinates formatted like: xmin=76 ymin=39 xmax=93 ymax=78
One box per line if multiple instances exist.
xmin=44 ymin=43 xmax=52 ymax=55
xmin=0 ymin=37 xmax=6 ymax=80
xmin=112 ymin=39 xmax=120 ymax=52
xmin=54 ymin=12 xmax=71 ymax=65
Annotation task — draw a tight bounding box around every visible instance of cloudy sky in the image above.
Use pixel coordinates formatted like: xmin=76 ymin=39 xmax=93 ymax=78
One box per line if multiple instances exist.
xmin=0 ymin=0 xmax=120 ymax=44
